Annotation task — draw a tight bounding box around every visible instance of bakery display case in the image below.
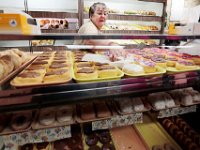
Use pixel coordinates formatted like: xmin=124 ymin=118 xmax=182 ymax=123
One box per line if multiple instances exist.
xmin=0 ymin=33 xmax=200 ymax=149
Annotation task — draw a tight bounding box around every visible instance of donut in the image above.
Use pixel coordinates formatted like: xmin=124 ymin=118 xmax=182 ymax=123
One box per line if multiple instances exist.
xmin=99 ymin=131 xmax=111 ymax=144
xmin=165 ymin=121 xmax=174 ymax=129
xmin=174 ymin=131 xmax=184 ymax=142
xmin=101 ymin=143 xmax=115 ymax=150
xmin=56 ymin=106 xmax=73 ymax=123
xmin=10 ymin=111 xmax=32 ymax=131
xmin=20 ymin=143 xmax=34 ymax=150
xmin=152 ymin=145 xmax=164 ymax=150
xmin=164 ymin=143 xmax=176 ymax=150
xmin=39 ymin=109 xmax=55 ymax=126
xmin=88 ymin=145 xmax=101 ymax=150
xmin=169 ymin=124 xmax=179 ymax=135
xmin=85 ymin=134 xmax=98 ymax=146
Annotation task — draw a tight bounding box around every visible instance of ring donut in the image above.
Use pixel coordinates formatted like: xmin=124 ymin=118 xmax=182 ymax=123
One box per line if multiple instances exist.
xmin=39 ymin=109 xmax=55 ymax=126
xmin=10 ymin=111 xmax=32 ymax=131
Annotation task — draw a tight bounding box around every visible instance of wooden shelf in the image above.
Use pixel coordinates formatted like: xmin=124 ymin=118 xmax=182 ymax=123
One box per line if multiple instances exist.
xmin=41 ymin=29 xmax=78 ymax=33
xmin=102 ymin=30 xmax=160 ymax=34
xmin=84 ymin=13 xmax=162 ymax=22
xmin=29 ymin=11 xmax=78 ymax=18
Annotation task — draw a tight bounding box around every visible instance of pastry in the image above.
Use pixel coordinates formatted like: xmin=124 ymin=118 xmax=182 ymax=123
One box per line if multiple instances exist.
xmin=101 ymin=143 xmax=115 ymax=150
xmin=85 ymin=134 xmax=98 ymax=146
xmin=166 ymin=57 xmax=177 ymax=67
xmin=26 ymin=65 xmax=46 ymax=74
xmin=181 ymin=92 xmax=193 ymax=106
xmin=97 ymin=65 xmax=118 ymax=78
xmin=74 ymin=62 xmax=93 ymax=70
xmin=56 ymin=106 xmax=73 ymax=123
xmin=99 ymin=131 xmax=111 ymax=144
xmin=162 ymin=93 xmax=175 ymax=108
xmin=163 ymin=143 xmax=176 ymax=150
xmin=43 ymin=69 xmax=70 ymax=83
xmin=175 ymin=59 xmax=196 ymax=70
xmin=122 ymin=63 xmax=144 ymax=75
xmin=148 ymin=94 xmax=165 ymax=110
xmin=116 ymin=97 xmax=134 ymax=113
xmin=131 ymin=97 xmax=145 ymax=112
xmin=10 ymin=111 xmax=32 ymax=131
xmin=152 ymin=145 xmax=164 ymax=150
xmin=151 ymin=57 xmax=167 ymax=68
xmin=38 ymin=109 xmax=55 ymax=126
xmin=12 ymin=71 xmax=44 ymax=85
xmin=75 ymin=67 xmax=98 ymax=80
xmin=139 ymin=60 xmax=156 ymax=73
xmin=80 ymin=103 xmax=96 ymax=120
xmin=94 ymin=102 xmax=111 ymax=118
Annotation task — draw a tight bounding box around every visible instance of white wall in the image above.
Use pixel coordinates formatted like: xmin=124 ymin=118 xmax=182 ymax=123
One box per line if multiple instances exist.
xmin=0 ymin=0 xmax=78 ymax=12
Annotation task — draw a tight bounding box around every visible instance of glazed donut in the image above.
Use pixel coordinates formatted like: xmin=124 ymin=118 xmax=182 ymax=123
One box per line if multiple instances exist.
xmin=39 ymin=109 xmax=55 ymax=126
xmin=99 ymin=131 xmax=111 ymax=144
xmin=88 ymin=145 xmax=101 ymax=150
xmin=10 ymin=111 xmax=32 ymax=131
xmin=163 ymin=143 xmax=176 ymax=150
xmin=101 ymin=143 xmax=115 ymax=150
xmin=152 ymin=145 xmax=165 ymax=150
xmin=20 ymin=143 xmax=34 ymax=150
xmin=85 ymin=134 xmax=98 ymax=146
xmin=169 ymin=124 xmax=179 ymax=135
xmin=56 ymin=106 xmax=73 ymax=123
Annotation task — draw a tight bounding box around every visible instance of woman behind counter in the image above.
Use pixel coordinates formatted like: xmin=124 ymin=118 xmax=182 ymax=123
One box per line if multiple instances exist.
xmin=74 ymin=2 xmax=124 ymax=57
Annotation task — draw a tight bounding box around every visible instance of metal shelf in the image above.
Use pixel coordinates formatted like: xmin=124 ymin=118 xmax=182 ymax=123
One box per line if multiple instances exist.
xmin=0 ymin=34 xmax=200 ymax=41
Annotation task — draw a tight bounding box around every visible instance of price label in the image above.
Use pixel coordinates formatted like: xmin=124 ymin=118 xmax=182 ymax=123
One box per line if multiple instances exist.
xmin=158 ymin=105 xmax=197 ymax=118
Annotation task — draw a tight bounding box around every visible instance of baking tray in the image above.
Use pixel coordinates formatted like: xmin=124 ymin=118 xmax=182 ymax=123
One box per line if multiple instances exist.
xmin=123 ymin=66 xmax=166 ymax=77
xmin=73 ymin=67 xmax=124 ymax=83
xmin=0 ymin=56 xmax=37 ymax=87
xmin=134 ymin=114 xmax=182 ymax=150
xmin=111 ymin=125 xmax=149 ymax=150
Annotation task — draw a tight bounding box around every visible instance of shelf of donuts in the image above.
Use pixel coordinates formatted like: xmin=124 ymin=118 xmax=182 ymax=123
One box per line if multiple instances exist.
xmin=82 ymin=124 xmax=116 ymax=150
xmin=0 ymin=49 xmax=35 ymax=86
xmin=160 ymin=116 xmax=200 ymax=150
xmin=10 ymin=50 xmax=73 ymax=87
xmin=134 ymin=114 xmax=182 ymax=150
xmin=127 ymin=48 xmax=200 ymax=73
xmin=39 ymin=18 xmax=69 ymax=30
xmin=72 ymin=51 xmax=124 ymax=82
xmin=31 ymin=40 xmax=55 ymax=47
xmin=102 ymin=22 xmax=159 ymax=31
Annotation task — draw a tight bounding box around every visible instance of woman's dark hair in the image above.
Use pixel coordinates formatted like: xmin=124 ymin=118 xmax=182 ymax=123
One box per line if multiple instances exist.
xmin=89 ymin=2 xmax=107 ymax=18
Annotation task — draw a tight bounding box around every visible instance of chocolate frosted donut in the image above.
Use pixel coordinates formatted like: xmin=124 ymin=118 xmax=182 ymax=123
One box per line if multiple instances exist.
xmin=39 ymin=109 xmax=55 ymax=126
xmin=10 ymin=111 xmax=32 ymax=131
xmin=20 ymin=143 xmax=34 ymax=150
xmin=101 ymin=143 xmax=115 ymax=150
xmin=99 ymin=131 xmax=111 ymax=144
xmin=86 ymin=134 xmax=98 ymax=146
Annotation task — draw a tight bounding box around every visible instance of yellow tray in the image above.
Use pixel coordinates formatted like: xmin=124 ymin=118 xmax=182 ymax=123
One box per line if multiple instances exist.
xmin=134 ymin=114 xmax=181 ymax=150
xmin=73 ymin=68 xmax=124 ymax=83
xmin=167 ymin=66 xmax=200 ymax=73
xmin=124 ymin=66 xmax=166 ymax=77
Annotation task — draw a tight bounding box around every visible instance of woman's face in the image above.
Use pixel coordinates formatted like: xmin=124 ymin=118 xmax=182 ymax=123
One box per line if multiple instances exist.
xmin=90 ymin=4 xmax=108 ymax=29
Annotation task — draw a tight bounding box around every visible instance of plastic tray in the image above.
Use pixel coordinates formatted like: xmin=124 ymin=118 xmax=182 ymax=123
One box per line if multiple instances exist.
xmin=0 ymin=56 xmax=37 ymax=86
xmin=134 ymin=114 xmax=182 ymax=150
xmin=123 ymin=66 xmax=166 ymax=77
xmin=167 ymin=66 xmax=200 ymax=73
xmin=73 ymin=67 xmax=124 ymax=83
